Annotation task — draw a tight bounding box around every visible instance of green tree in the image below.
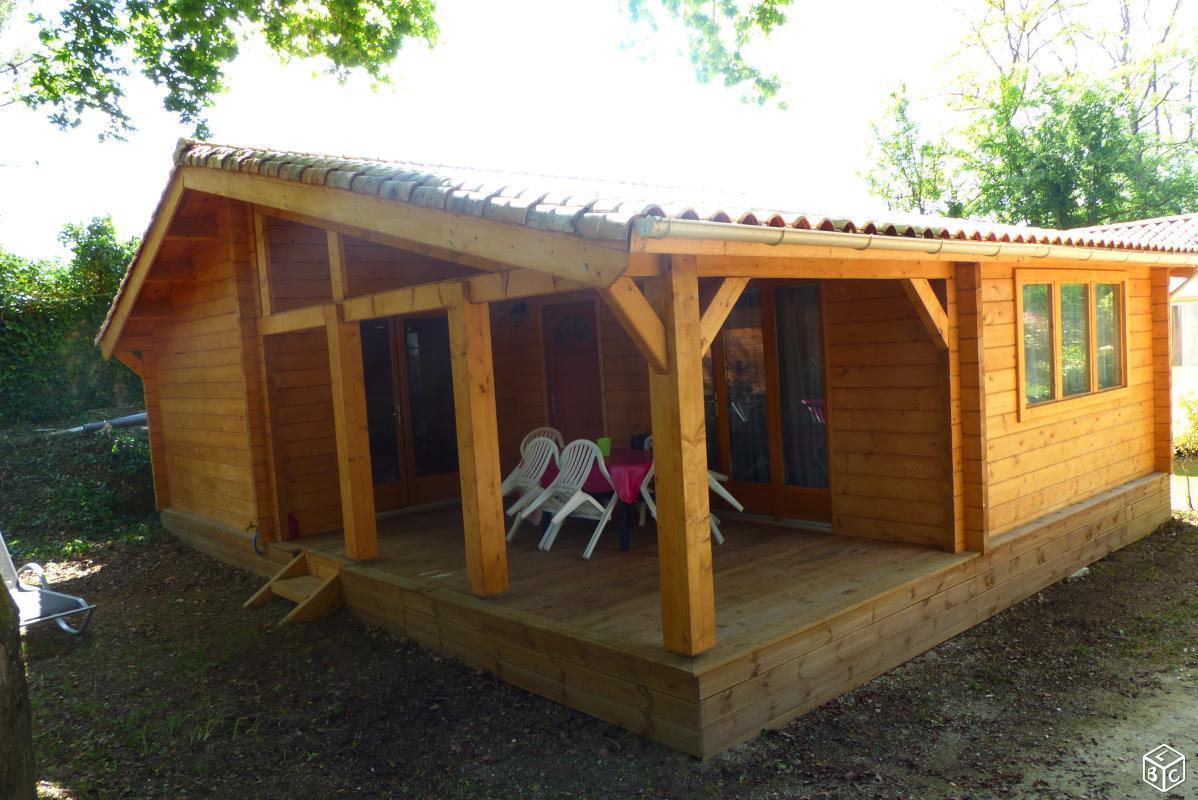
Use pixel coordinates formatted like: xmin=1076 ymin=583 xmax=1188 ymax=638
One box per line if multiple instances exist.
xmin=2 ymin=0 xmax=793 ymax=139
xmin=866 ymin=0 xmax=1198 ymax=227
xmin=864 ymin=85 xmax=960 ymax=215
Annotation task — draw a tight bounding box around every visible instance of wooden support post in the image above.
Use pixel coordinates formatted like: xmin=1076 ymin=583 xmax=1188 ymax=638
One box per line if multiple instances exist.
xmin=446 ymin=294 xmax=509 ymax=596
xmin=956 ymin=263 xmax=989 ymax=552
xmin=253 ymin=210 xmax=274 ymax=317
xmin=647 ymin=255 xmax=717 ymax=656
xmin=324 ymin=304 xmax=378 ymax=560
xmin=901 ymin=278 xmax=950 ymax=350
xmin=327 ymin=230 xmax=349 ymax=301
xmin=1152 ymin=268 xmax=1172 ymax=473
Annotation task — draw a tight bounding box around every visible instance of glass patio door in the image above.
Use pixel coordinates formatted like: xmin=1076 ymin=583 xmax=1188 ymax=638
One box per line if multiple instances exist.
xmin=361 ymin=314 xmax=460 ymax=512
xmin=705 ymin=281 xmax=830 ymax=522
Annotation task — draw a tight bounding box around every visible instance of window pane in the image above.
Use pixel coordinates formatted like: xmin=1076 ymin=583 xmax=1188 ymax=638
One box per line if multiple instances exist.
xmin=1095 ymin=284 xmax=1122 ymax=389
xmin=1022 ymin=284 xmax=1053 ymax=404
xmin=723 ymin=286 xmax=771 ymax=482
xmin=404 ymin=317 xmax=458 ymax=476
xmin=703 ymin=350 xmax=720 ymax=470
xmin=361 ymin=320 xmax=401 ymax=484
xmin=1060 ymin=283 xmax=1090 ymax=397
xmin=774 ymin=283 xmax=828 ymax=488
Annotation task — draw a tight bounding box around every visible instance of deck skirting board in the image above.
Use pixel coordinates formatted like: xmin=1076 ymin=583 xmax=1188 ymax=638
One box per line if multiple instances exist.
xmin=159 ymin=472 xmax=1171 ymax=758
xmin=692 ymin=472 xmax=1170 ymax=755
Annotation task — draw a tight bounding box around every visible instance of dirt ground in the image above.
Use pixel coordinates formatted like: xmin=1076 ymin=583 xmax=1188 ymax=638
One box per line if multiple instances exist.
xmin=22 ymin=515 xmax=1198 ymax=799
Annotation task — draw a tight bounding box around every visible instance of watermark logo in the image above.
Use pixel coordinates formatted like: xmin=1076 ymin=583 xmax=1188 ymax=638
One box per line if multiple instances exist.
xmin=1143 ymin=744 xmax=1186 ymax=793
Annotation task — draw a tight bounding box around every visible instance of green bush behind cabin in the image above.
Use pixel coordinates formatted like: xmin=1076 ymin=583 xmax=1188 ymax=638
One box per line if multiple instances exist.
xmin=0 ymin=217 xmax=141 ymax=421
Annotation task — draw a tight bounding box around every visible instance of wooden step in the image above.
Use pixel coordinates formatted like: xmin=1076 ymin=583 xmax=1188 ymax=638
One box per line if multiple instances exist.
xmin=242 ymin=551 xmax=343 ymax=625
xmin=272 ymin=575 xmax=322 ymax=603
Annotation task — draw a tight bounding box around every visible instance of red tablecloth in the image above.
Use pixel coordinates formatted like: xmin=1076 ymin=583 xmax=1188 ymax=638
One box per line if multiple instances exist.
xmin=540 ymin=447 xmax=652 ymax=504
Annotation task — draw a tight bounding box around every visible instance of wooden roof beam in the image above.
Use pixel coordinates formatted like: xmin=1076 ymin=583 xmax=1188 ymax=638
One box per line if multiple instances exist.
xmin=901 ymin=278 xmax=950 ymax=351
xmin=255 ymin=205 xmax=511 ymax=275
xmin=599 ymin=277 xmax=668 ymax=374
xmin=181 ymin=167 xmax=629 ymax=286
xmin=698 ymin=277 xmax=749 ymax=356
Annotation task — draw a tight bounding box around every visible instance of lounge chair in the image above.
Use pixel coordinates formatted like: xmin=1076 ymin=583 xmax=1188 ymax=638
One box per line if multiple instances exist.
xmin=1 ymin=531 xmax=94 ymax=634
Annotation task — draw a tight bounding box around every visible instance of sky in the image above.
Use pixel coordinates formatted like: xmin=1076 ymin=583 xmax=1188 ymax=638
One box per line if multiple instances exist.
xmin=0 ymin=0 xmax=966 ymax=261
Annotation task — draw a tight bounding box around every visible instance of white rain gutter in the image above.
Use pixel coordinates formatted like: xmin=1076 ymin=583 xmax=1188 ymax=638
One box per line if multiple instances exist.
xmin=632 ymin=217 xmax=1198 ymax=267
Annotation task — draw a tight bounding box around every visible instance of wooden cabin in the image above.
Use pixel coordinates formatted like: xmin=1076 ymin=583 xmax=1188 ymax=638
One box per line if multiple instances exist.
xmin=96 ymin=140 xmax=1192 ymax=757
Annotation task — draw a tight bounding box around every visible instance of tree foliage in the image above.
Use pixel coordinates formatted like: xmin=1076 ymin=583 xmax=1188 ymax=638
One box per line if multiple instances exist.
xmin=0 ymin=217 xmax=142 ymax=421
xmin=17 ymin=0 xmax=439 ymax=138
xmin=626 ymin=0 xmax=791 ymax=106
xmin=864 ymin=85 xmax=961 ymax=216
xmin=866 ymin=0 xmax=1198 ymax=228
xmin=2 ymin=0 xmax=793 ymax=138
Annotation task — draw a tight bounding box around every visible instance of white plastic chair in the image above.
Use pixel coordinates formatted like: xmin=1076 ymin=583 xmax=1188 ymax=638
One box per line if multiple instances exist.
xmin=509 ymin=440 xmax=618 ymax=559
xmin=521 ymin=426 xmax=564 ymax=452
xmin=1 ymin=531 xmax=94 ymax=634
xmin=637 ymin=435 xmax=738 ymax=544
xmin=501 ymin=435 xmax=559 ymax=515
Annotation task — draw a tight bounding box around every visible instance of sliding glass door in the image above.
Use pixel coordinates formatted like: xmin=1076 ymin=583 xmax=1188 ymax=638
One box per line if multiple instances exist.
xmin=705 ymin=281 xmax=830 ymax=522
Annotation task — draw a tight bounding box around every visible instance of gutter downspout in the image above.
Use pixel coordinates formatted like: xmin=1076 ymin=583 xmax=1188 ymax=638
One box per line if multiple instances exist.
xmin=633 ymin=217 xmax=1198 ymax=268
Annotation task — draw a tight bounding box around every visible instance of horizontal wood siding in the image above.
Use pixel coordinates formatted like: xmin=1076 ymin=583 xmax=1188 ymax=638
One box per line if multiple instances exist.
xmin=599 ymin=301 xmax=651 ymax=448
xmin=823 ymin=279 xmax=954 ymax=547
xmin=267 ymin=217 xmax=333 ymax=313
xmin=491 ymin=301 xmax=550 ymax=469
xmin=982 ymin=264 xmax=1155 ymax=535
xmin=154 ymin=230 xmax=257 ymax=530
xmin=265 ymin=330 xmax=341 ymax=536
xmin=343 ymin=235 xmax=479 ymax=297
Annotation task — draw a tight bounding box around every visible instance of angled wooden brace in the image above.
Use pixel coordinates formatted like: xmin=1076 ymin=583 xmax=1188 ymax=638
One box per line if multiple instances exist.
xmin=599 ymin=277 xmax=668 ymax=374
xmin=901 ymin=278 xmax=949 ymax=351
xmin=698 ymin=277 xmax=750 ymax=356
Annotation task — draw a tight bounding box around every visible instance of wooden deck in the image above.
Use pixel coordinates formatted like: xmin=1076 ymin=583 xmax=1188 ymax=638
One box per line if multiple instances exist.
xmin=291 ymin=507 xmax=972 ymax=655
xmin=165 ymin=471 xmax=1171 ymax=757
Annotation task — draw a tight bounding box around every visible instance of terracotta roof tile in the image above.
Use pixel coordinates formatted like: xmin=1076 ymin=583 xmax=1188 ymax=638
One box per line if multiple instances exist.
xmin=166 ymin=138 xmax=1198 ymax=254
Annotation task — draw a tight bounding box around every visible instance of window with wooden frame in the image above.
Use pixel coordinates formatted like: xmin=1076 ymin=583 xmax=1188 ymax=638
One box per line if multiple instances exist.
xmin=1014 ymin=270 xmax=1129 ymax=419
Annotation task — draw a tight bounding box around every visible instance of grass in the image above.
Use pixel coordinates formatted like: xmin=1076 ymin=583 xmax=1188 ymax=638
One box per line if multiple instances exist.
xmin=0 ymin=407 xmax=166 ymax=562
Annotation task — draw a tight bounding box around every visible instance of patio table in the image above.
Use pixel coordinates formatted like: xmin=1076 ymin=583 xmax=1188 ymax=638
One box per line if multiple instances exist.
xmin=538 ymin=447 xmax=652 ymax=551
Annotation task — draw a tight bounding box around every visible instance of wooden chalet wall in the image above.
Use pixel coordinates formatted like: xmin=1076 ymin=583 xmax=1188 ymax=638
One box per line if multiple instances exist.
xmin=263 ymin=331 xmax=340 ymax=536
xmin=981 ymin=263 xmax=1157 ymax=536
xmin=152 ymin=201 xmax=260 ymax=532
xmin=265 ymin=217 xmax=332 ymax=312
xmin=823 ymin=279 xmax=954 ymax=549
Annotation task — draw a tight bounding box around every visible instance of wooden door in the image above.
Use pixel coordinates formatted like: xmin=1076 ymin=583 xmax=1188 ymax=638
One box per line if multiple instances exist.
xmin=542 ymin=300 xmax=604 ymax=442
xmin=706 ymin=281 xmax=831 ymax=522
xmin=360 ymin=314 xmax=460 ymax=512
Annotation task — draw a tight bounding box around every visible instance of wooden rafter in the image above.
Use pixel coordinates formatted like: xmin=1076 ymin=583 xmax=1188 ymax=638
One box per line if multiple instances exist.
xmin=255 ymin=205 xmax=512 ymax=275
xmin=598 ymin=277 xmax=668 ymax=374
xmin=900 ymin=278 xmax=949 ymax=351
xmin=182 ymin=167 xmax=629 ymax=286
xmin=698 ymin=277 xmax=749 ymax=356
